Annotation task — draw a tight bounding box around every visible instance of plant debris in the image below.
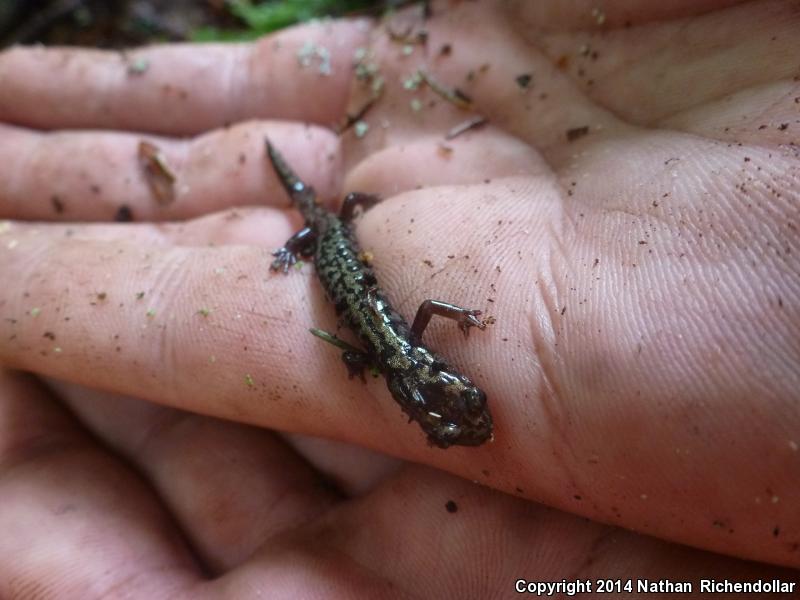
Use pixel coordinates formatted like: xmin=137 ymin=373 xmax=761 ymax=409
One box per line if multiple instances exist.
xmin=51 ymin=195 xmax=65 ymax=214
xmin=354 ymin=120 xmax=370 ymax=138
xmin=418 ymin=69 xmax=473 ymax=109
xmin=338 ymin=94 xmax=380 ymax=134
xmin=515 ymin=73 xmax=533 ymax=89
xmin=445 ymin=115 xmax=488 ymax=140
xmin=437 ymin=143 xmax=453 ymax=157
xmin=297 ymin=39 xmax=331 ymax=75
xmin=114 ymin=204 xmax=134 ymax=222
xmin=339 ymin=47 xmax=385 ymax=135
xmin=310 ymin=327 xmax=362 ymax=355
xmin=566 ymin=126 xmax=590 ymax=142
xmin=386 ymin=22 xmax=427 ymax=46
xmin=125 ymin=55 xmax=150 ymax=76
xmin=138 ymin=140 xmax=177 ymax=205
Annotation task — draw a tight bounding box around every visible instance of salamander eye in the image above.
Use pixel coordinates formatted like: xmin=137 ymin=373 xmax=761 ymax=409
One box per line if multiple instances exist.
xmin=463 ymin=387 xmax=486 ymax=413
xmin=430 ymin=360 xmax=446 ymax=373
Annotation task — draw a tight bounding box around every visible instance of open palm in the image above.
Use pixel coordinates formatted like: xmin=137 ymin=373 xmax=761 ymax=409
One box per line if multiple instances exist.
xmin=0 ymin=0 xmax=798 ymax=596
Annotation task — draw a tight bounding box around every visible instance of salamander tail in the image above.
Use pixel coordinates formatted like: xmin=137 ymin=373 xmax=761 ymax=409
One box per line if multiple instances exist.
xmin=265 ymin=138 xmax=317 ymax=219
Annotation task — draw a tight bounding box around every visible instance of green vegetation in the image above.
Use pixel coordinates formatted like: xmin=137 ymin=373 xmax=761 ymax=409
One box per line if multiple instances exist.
xmin=192 ymin=0 xmax=380 ymax=42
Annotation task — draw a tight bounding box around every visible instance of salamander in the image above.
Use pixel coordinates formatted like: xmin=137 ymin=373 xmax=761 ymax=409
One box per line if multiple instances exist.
xmin=265 ymin=140 xmax=493 ymax=448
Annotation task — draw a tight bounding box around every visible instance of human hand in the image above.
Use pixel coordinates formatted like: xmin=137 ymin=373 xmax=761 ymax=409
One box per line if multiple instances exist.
xmin=0 ymin=370 xmax=796 ymax=597
xmin=0 ymin=0 xmax=797 ymax=589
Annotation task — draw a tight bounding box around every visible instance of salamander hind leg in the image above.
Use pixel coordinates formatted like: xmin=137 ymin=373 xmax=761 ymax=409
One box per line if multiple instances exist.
xmin=339 ymin=192 xmax=381 ymax=223
xmin=410 ymin=299 xmax=486 ymax=344
xmin=341 ymin=350 xmax=374 ymax=383
xmin=271 ymin=226 xmax=316 ymax=273
xmin=309 ymin=328 xmax=374 ymax=382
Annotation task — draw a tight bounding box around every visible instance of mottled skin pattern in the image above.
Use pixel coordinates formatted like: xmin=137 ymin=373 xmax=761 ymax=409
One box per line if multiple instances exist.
xmin=266 ymin=140 xmax=493 ymax=448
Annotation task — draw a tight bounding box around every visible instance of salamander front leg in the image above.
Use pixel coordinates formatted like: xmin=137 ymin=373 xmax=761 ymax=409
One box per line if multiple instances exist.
xmin=270 ymin=226 xmax=316 ymax=273
xmin=410 ymin=299 xmax=485 ymax=344
xmin=339 ymin=192 xmax=380 ymax=223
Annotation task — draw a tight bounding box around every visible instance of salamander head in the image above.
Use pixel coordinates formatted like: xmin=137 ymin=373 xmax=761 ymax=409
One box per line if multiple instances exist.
xmin=387 ymin=356 xmax=493 ymax=449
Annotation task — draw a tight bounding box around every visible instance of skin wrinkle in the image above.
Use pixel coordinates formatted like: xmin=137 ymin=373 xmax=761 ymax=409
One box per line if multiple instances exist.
xmin=292 ymin=480 xmax=404 ymax=585
xmin=141 ymin=248 xmax=195 ymax=406
xmin=64 ymin=389 xmax=344 ymax=572
xmin=658 ymin=80 xmax=799 ymax=138
xmin=530 ymin=270 xmax=575 ymax=459
xmin=0 ymin=431 xmax=203 ymax=591
xmin=0 ymin=431 xmax=87 ymax=484
xmin=96 ymin=564 xmax=198 ymax=600
xmin=222 ymin=45 xmax=249 ymax=127
xmin=729 ymin=81 xmax=794 ymax=124
xmin=131 ymin=409 xmax=198 ymax=462
xmin=695 ymin=4 xmax=789 ymax=118
xmin=3 ymin=127 xmax=37 ymax=213
xmin=10 ymin=231 xmax=67 ymax=329
xmin=99 ymin=50 xmax=127 ymax=122
xmin=532 ymin=3 xmax=797 ymax=127
xmin=508 ymin=0 xmax=751 ymax=31
xmin=168 ymin=130 xmax=199 ymax=208
xmin=279 ymin=541 xmax=411 ymax=600
xmin=180 ymin=443 xmax=319 ymax=573
xmin=566 ymin=527 xmax=621 ymax=583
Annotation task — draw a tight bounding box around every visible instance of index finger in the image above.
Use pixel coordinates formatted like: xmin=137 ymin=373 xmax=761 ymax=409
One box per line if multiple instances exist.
xmin=0 ymin=19 xmax=372 ymax=134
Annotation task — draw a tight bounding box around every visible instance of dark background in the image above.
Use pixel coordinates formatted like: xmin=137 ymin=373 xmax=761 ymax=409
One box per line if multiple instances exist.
xmin=0 ymin=0 xmax=387 ymax=48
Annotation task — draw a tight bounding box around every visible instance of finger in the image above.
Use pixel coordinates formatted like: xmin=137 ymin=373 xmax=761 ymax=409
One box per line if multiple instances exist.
xmin=0 ymin=213 xmax=497 ymax=460
xmin=338 ymin=0 xmax=622 ymax=166
xmin=524 ymin=0 xmax=799 ymax=128
xmin=344 ymin=129 xmax=548 ymax=195
xmin=340 ymin=0 xmax=796 ymax=172
xmin=0 ymin=369 xmax=202 ymax=596
xmin=223 ymin=466 xmax=800 ymax=598
xmin=0 ymin=121 xmax=340 ymax=222
xmin=0 ymin=218 xmax=396 ymax=448
xmin=282 ymin=432 xmax=402 ymax=496
xmin=10 ymin=207 xmax=290 ymax=249
xmin=0 ymin=19 xmax=371 ymax=134
xmin=2 ymin=187 xmax=797 ymax=570
xmin=47 ymin=381 xmax=343 ymax=573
